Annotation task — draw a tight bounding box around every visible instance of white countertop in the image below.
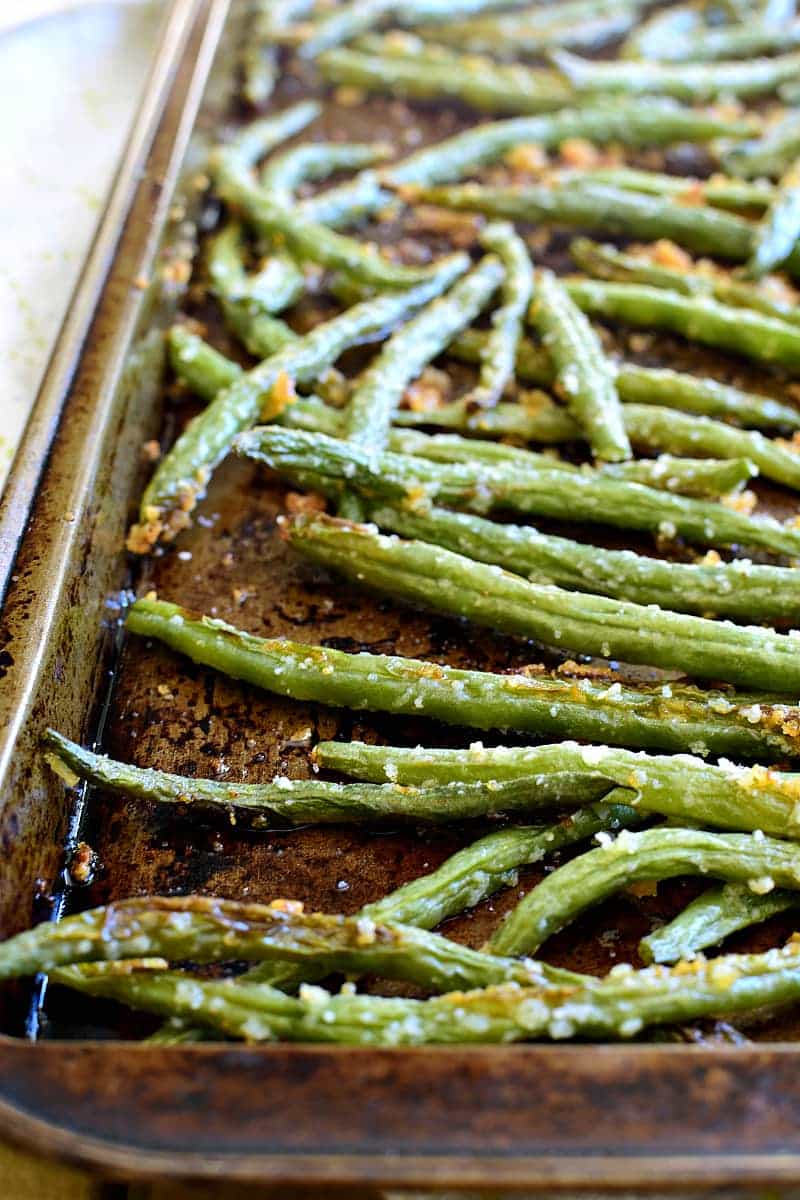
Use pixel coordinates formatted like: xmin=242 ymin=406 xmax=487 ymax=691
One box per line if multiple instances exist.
xmin=0 ymin=0 xmax=163 ymax=491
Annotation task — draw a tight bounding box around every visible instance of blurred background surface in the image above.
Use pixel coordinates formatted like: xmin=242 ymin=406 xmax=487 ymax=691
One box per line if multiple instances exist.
xmin=0 ymin=0 xmax=162 ymax=492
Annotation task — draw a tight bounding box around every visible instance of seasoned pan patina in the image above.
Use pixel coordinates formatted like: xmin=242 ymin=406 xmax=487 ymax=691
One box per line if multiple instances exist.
xmin=7 ymin=0 xmax=800 ymax=1187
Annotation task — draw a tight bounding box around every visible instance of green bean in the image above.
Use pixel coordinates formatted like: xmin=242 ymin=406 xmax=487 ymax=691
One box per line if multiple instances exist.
xmin=620 ymin=3 xmax=702 ymax=62
xmin=745 ymin=161 xmax=800 ymax=279
xmin=598 ymin=456 xmax=754 ymax=497
xmin=561 ymin=166 xmax=776 ymax=214
xmin=167 ymin=330 xmax=346 ymax=422
xmin=130 ymin=264 xmax=466 ymax=549
xmin=415 ymin=1 xmax=644 ymax=56
xmin=365 ymin=802 xmax=639 ymax=928
xmin=168 ymin=327 xmax=247 ymax=400
xmin=567 ymin=278 xmax=800 ymax=373
xmin=206 ymin=224 xmax=299 ymax=357
xmin=623 ymin=3 xmax=800 ymax=63
xmin=431 ymin=387 xmax=800 ymax=495
xmin=617 ymin=404 xmax=800 ymax=493
xmin=203 ymin=103 xmax=320 ymax=333
xmin=0 ymin=894 xmax=578 ymax=993
xmin=219 ymin=172 xmax=455 ymax=293
xmin=390 ymin=427 xmax=756 ymax=497
xmin=283 ymin=0 xmax=619 ymax=58
xmin=286 ymin=513 xmax=800 ymax=692
xmin=155 ymin=801 xmax=633 ymax=1039
xmin=315 ymin=742 xmax=800 ymax=831
xmin=342 ymin=256 xmax=500 ymax=450
xmin=169 ymin=325 xmax=800 ymax=463
xmin=463 ymin=222 xmax=533 ymax=409
xmin=411 ymin=180 xmax=800 ymax=277
xmin=724 ymin=114 xmax=800 ymax=180
xmin=640 ymin=882 xmax=798 ymax=964
xmin=319 ymin=45 xmax=575 ymax=115
xmin=125 ymin=598 xmax=797 ymax=758
xmin=45 ymin=937 xmax=800 ymax=1042
xmin=240 ymin=0 xmax=314 ymax=107
xmin=395 ymin=393 xmax=785 ymax=473
xmin=46 ymin=729 xmax=598 ymax=827
xmin=657 ymin=18 xmax=800 ymax=63
xmin=299 ymin=170 xmax=395 ymax=227
xmin=445 ymin=328 xmax=800 ymax=432
xmin=281 ymin=0 xmax=396 ymax=57
xmin=214 ymin=115 xmax=452 ymax=292
xmin=261 ymin=141 xmax=391 ymax=207
xmin=365 ymin=501 xmax=800 ymax=622
xmin=384 ymin=102 xmax=753 ymax=186
xmin=552 ymin=47 xmax=800 ymax=102
xmin=570 ymin=237 xmax=800 ymax=327
xmin=490 ymin=827 xmax=800 ymax=957
xmin=529 ymin=267 xmax=629 ymax=461
xmin=236 ymin=426 xmax=800 ymax=557
xmin=212 ymin=101 xmax=321 ymax=178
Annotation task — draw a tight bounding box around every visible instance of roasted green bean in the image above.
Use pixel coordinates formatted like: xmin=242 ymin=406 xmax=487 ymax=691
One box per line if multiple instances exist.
xmin=626 ymin=13 xmax=800 ymax=63
xmin=0 ymin=894 xmax=574 ymax=993
xmin=385 ymin=102 xmax=753 ymax=186
xmin=286 ymin=513 xmax=800 ymax=692
xmin=464 ymin=222 xmax=533 ymax=408
xmin=130 ymin=262 xmax=465 ymax=549
xmin=365 ymin=501 xmax=800 ymax=621
xmin=570 ymin=236 xmax=800 ymax=327
xmin=125 ymin=598 xmax=798 ymax=758
xmin=529 ymin=267 xmax=629 ymax=461
xmin=45 ymin=937 xmax=800 ymax=1043
xmin=413 ymin=1 xmax=651 ymax=57
xmin=566 ymin=278 xmax=800 ymax=373
xmin=261 ymin=141 xmax=391 ymax=206
xmin=314 ymin=741 xmax=800 ymax=839
xmin=490 ymin=827 xmax=800 ymax=956
xmin=236 ymin=425 xmax=800 ymax=557
xmin=392 ymin=427 xmax=755 ymax=497
xmin=553 ymin=47 xmax=800 ymax=101
xmin=319 ymin=44 xmax=575 ymax=115
xmin=241 ymin=0 xmax=313 ymax=107
xmin=640 ymin=882 xmax=798 ymax=964
xmin=206 ymin=224 xmax=299 ymax=357
xmin=724 ymin=114 xmax=800 ymax=180
xmin=745 ymin=160 xmax=800 ymax=279
xmin=409 ymin=180 xmax=800 ymax=277
xmin=446 ymin=328 xmax=800 ymax=431
xmin=46 ymin=730 xmax=600 ymax=827
xmin=342 ymin=256 xmax=500 ymax=450
xmin=560 ymin=166 xmax=776 ymax=214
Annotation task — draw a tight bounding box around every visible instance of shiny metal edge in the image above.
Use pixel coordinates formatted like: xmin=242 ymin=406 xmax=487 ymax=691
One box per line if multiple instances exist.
xmin=0 ymin=0 xmax=208 ymax=600
xmin=0 ymin=0 xmax=231 ymax=792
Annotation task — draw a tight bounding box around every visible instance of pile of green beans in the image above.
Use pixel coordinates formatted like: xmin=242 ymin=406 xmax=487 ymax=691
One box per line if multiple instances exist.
xmin=49 ymin=1 xmax=800 ymax=1047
